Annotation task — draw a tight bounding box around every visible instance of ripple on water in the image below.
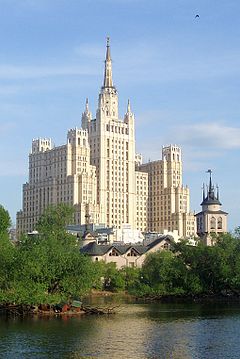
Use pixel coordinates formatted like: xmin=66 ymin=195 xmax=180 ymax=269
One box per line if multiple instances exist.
xmin=1 ymin=302 xmax=240 ymax=359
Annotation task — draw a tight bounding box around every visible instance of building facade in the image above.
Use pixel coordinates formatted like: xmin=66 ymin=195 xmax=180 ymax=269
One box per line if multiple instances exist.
xmin=81 ymin=39 xmax=146 ymax=230
xmin=195 ymin=171 xmax=228 ymax=245
xmin=17 ymin=129 xmax=100 ymax=234
xmin=139 ymin=145 xmax=196 ymax=238
xmin=17 ymin=39 xmax=194 ymax=239
xmin=81 ymin=235 xmax=173 ymax=269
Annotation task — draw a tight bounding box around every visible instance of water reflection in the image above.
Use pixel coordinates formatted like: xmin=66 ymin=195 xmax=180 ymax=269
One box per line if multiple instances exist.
xmin=0 ymin=301 xmax=240 ymax=358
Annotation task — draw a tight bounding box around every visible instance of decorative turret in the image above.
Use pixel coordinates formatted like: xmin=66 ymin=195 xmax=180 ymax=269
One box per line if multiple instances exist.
xmin=195 ymin=170 xmax=228 ymax=245
xmin=82 ymin=98 xmax=92 ymax=130
xmin=124 ymin=99 xmax=134 ymax=124
xmin=201 ymin=170 xmax=221 ymax=206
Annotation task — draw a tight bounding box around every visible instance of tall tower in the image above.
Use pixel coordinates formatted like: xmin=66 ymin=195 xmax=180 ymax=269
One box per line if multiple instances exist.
xmin=195 ymin=170 xmax=228 ymax=245
xmin=88 ymin=38 xmax=136 ymax=229
xmin=16 ymin=38 xmax=148 ymax=235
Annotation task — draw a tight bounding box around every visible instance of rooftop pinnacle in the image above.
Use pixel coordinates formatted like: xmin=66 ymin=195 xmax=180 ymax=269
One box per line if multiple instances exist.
xmin=103 ymin=37 xmax=114 ymax=88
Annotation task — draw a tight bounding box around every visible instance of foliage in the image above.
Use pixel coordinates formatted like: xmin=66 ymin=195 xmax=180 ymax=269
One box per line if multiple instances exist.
xmin=0 ymin=204 xmax=98 ymax=305
xmin=36 ymin=203 xmax=74 ymax=236
xmin=1 ymin=203 xmax=240 ymax=306
xmin=136 ymin=251 xmax=189 ymax=296
xmin=0 ymin=204 xmax=11 ymax=234
xmin=101 ymin=262 xmax=126 ymax=292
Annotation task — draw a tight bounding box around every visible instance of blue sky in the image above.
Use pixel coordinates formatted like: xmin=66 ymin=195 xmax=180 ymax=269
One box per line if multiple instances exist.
xmin=0 ymin=0 xmax=239 ymax=230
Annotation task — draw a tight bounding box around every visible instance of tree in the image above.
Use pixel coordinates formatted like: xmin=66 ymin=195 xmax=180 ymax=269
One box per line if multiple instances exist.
xmin=0 ymin=204 xmax=11 ymax=234
xmin=2 ymin=204 xmax=99 ymax=305
xmin=139 ymin=251 xmax=189 ymax=296
xmin=36 ymin=203 xmax=74 ymax=236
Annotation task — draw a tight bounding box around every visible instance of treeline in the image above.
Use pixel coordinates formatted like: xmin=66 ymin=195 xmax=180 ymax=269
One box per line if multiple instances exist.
xmin=0 ymin=204 xmax=102 ymax=305
xmin=94 ymin=231 xmax=240 ymax=298
xmin=1 ymin=203 xmax=240 ymax=306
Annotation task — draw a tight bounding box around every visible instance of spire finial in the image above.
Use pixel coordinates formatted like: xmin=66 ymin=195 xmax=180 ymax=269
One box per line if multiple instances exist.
xmin=81 ymin=97 xmax=92 ymax=128
xmin=202 ymin=183 xmax=205 ymax=201
xmin=85 ymin=97 xmax=89 ymax=111
xmin=103 ymin=37 xmax=113 ymax=87
xmin=206 ymin=169 xmax=215 ymax=199
xmin=127 ymin=99 xmax=131 ymax=113
xmin=217 ymin=184 xmax=219 ymax=200
xmin=206 ymin=169 xmax=212 ymax=189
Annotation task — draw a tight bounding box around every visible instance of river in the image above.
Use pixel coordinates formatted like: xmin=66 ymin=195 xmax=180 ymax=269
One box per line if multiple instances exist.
xmin=0 ymin=298 xmax=240 ymax=358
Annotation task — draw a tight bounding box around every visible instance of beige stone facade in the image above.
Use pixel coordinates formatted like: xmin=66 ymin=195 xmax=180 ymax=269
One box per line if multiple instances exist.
xmin=135 ymin=171 xmax=148 ymax=232
xmin=17 ymin=39 xmax=148 ymax=235
xmin=139 ymin=145 xmax=195 ymax=238
xmin=17 ymin=39 xmax=195 ymax=239
xmin=17 ymin=129 xmax=100 ymax=234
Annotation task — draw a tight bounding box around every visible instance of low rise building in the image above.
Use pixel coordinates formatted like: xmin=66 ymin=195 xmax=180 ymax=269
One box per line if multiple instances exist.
xmin=80 ymin=235 xmax=173 ymax=269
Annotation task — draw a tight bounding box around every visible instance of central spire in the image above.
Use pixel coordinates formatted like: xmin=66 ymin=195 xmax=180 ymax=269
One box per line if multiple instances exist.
xmin=103 ymin=37 xmax=114 ymax=88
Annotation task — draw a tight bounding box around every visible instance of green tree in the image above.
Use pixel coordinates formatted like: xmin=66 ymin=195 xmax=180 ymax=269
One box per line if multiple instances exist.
xmin=139 ymin=250 xmax=189 ymax=296
xmin=0 ymin=204 xmax=11 ymax=234
xmin=36 ymin=203 xmax=74 ymax=236
xmin=3 ymin=204 xmax=99 ymax=305
xmin=102 ymin=263 xmax=126 ymax=292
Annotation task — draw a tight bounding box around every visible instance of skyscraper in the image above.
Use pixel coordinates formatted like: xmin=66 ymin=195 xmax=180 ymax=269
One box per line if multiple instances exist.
xmin=17 ymin=39 xmax=194 ymax=239
xmin=82 ymin=37 xmax=145 ymax=230
xmin=16 ymin=39 xmax=148 ymax=235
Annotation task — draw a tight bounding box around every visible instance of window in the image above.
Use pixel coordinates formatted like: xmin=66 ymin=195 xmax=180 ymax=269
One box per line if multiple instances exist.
xmin=109 ymin=248 xmax=119 ymax=256
xmin=127 ymin=248 xmax=138 ymax=257
xmin=210 ymin=217 xmax=216 ymax=230
xmin=217 ymin=217 xmax=223 ymax=230
xmin=163 ymin=243 xmax=169 ymax=250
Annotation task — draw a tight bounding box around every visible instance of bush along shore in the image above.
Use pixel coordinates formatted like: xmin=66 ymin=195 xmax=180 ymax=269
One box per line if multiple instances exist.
xmin=1 ymin=203 xmax=240 ymax=316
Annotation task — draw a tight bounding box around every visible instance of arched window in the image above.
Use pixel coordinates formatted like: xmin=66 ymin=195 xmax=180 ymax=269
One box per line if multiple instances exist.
xmin=83 ymin=139 xmax=86 ymax=146
xmin=217 ymin=217 xmax=223 ymax=230
xmin=210 ymin=217 xmax=216 ymax=230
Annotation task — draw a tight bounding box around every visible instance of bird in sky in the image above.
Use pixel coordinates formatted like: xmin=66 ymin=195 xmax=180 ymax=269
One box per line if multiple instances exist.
xmin=195 ymin=14 xmax=200 ymax=18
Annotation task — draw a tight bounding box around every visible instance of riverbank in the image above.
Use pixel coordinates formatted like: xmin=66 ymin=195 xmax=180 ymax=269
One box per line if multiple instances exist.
xmin=84 ymin=289 xmax=240 ymax=305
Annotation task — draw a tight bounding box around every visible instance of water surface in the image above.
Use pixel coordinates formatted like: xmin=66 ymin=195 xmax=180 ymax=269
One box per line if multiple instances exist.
xmin=0 ymin=300 xmax=240 ymax=358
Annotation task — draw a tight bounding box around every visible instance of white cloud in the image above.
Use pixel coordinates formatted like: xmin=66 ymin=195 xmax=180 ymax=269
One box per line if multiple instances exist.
xmin=173 ymin=122 xmax=240 ymax=149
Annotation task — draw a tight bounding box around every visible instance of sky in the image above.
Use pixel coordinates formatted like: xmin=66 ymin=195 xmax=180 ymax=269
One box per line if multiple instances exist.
xmin=0 ymin=0 xmax=239 ymax=230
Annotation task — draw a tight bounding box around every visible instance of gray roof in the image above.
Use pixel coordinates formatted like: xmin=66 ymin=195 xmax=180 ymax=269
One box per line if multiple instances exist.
xmin=80 ymin=235 xmax=173 ymax=257
xmin=201 ymin=197 xmax=222 ymax=206
xmin=195 ymin=210 xmax=228 ymax=216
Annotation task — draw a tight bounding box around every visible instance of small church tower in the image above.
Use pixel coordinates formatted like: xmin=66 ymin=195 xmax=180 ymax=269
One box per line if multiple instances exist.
xmin=195 ymin=170 xmax=228 ymax=245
